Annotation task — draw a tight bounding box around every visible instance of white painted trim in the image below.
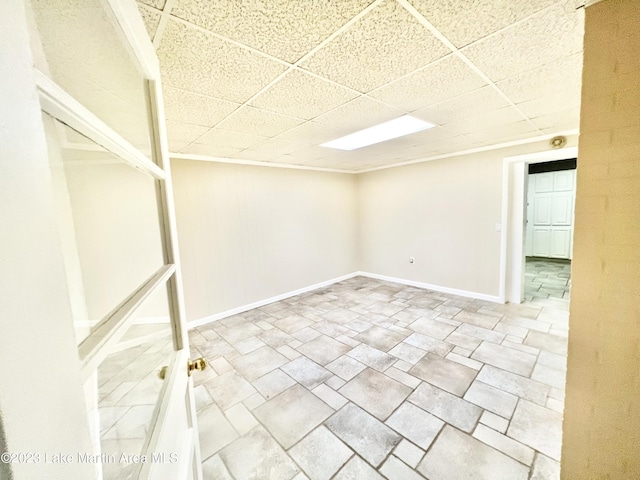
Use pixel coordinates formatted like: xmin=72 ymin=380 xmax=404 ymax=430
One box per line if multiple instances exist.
xmin=75 ymin=316 xmax=170 ymax=328
xmin=104 ymin=0 xmax=160 ymax=78
xmin=35 ymin=70 xmax=166 ymax=180
xmin=358 ymin=272 xmax=503 ymax=304
xmin=356 ymin=129 xmax=579 ymax=174
xmin=187 ymin=272 xmax=361 ymax=328
xmin=170 ymin=152 xmax=355 ymax=174
xmin=499 ymin=146 xmax=578 ymax=303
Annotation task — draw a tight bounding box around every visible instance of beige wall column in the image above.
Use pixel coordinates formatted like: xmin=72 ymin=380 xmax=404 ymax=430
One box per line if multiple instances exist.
xmin=562 ymin=0 xmax=640 ymax=477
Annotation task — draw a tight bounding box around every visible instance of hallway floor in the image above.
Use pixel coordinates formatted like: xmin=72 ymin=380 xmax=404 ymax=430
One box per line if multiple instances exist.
xmin=191 ymin=276 xmax=569 ymax=480
xmin=524 ymin=258 xmax=572 ymax=302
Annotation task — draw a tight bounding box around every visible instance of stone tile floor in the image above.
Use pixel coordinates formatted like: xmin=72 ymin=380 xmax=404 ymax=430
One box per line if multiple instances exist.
xmin=190 ymin=275 xmax=569 ymax=480
xmin=524 ymin=257 xmax=571 ymax=302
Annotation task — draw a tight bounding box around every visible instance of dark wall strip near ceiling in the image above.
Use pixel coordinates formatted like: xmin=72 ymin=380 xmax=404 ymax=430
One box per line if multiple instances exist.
xmin=528 ymin=158 xmax=577 ymax=174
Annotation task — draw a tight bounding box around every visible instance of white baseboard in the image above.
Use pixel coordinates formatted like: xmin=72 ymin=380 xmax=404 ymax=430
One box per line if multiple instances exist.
xmin=187 ymin=272 xmax=361 ymax=329
xmin=357 ymin=271 xmax=503 ymax=304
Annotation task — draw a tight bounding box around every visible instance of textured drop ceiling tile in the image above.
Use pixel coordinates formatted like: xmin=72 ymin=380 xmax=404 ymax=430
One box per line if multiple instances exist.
xmin=231 ymin=148 xmax=280 ymax=162
xmin=136 ymin=3 xmax=162 ymax=39
xmin=466 ymin=121 xmax=540 ymax=144
xmin=287 ymin=145 xmax=336 ymax=162
xmin=530 ymin=107 xmax=580 ymax=131
xmin=171 ymin=0 xmax=376 ymax=63
xmin=369 ymin=55 xmax=487 ymax=111
xmin=300 ymin=0 xmax=450 ymax=92
xmin=461 ymin=0 xmax=584 ymax=82
xmin=180 ymin=143 xmax=242 ymax=158
xmin=139 ymin=0 xmax=166 ymax=9
xmin=275 ymin=122 xmax=345 ymax=146
xmin=313 ymin=96 xmax=405 ymax=133
xmin=496 ymin=53 xmax=583 ymax=105
xmin=197 ymin=129 xmax=268 ymax=150
xmin=250 ymin=69 xmax=357 ymax=120
xmin=249 ymin=139 xmax=308 ymax=156
xmin=216 ymin=106 xmax=304 ymax=137
xmin=157 ymin=19 xmax=288 ymax=103
xmin=515 ymin=88 xmax=582 ymax=119
xmin=444 ymin=106 xmax=527 ymax=135
xmin=408 ymin=0 xmax=557 ymax=48
xmin=163 ymin=86 xmax=239 ymax=127
xmin=165 ymin=120 xmax=209 ymax=145
xmin=413 ymin=86 xmax=510 ymax=125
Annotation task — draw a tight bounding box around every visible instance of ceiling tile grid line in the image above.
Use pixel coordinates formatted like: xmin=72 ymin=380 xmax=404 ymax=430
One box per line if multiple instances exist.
xmin=133 ymin=0 xmax=583 ymax=170
xmin=170 ymin=0 xmax=387 ymax=153
xmin=151 ymin=0 xmax=176 ymax=48
xmin=397 ymin=0 xmax=544 ymax=134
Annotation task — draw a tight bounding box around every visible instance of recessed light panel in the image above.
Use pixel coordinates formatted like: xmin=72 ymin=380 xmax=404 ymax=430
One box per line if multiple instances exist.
xmin=320 ymin=115 xmax=435 ymax=150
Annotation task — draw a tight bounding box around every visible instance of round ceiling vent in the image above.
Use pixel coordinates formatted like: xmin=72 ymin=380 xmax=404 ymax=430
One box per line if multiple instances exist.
xmin=550 ymin=136 xmax=566 ymax=149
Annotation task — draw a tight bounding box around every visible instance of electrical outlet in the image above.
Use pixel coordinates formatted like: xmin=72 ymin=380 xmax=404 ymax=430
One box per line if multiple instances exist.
xmin=409 ymin=257 xmax=415 ymax=264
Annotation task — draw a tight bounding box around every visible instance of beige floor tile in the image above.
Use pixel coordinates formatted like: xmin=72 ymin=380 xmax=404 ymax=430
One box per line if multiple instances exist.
xmin=198 ymin=403 xmax=238 ymax=460
xmin=409 ymin=353 xmax=477 ymax=396
xmin=333 ymin=456 xmax=384 ymax=480
xmin=253 ymin=384 xmax=333 ymax=449
xmin=252 ymin=368 xmax=296 ymax=399
xmin=418 ymin=426 xmax=529 ymax=480
xmin=325 ymin=355 xmax=366 ymax=381
xmin=289 ymin=426 xmax=353 ymax=480
xmin=392 ymin=439 xmax=425 ymax=468
xmin=530 ymin=453 xmax=561 ymax=480
xmin=387 ymin=342 xmax=427 ymax=364
xmin=325 ymin=403 xmax=401 ymax=468
xmin=297 ymin=334 xmax=351 ymax=365
xmin=192 ymin=274 xmax=569 ymax=477
xmin=479 ymin=410 xmax=509 ymax=434
xmin=408 ymin=382 xmax=481 ymax=433
xmin=219 ymin=426 xmax=299 ymax=480
xmin=453 ymin=310 xmax=502 ymax=330
xmin=476 ymin=365 xmax=549 ymax=406
xmin=403 ymin=332 xmax=453 ymax=356
xmin=231 ymin=345 xmax=288 ymax=381
xmin=531 ymin=363 xmax=566 ymax=389
xmin=464 ymin=380 xmax=519 ymax=418
xmin=355 ymin=325 xmax=406 ymax=351
xmin=473 ymin=423 xmax=535 ymax=466
xmin=456 ymin=323 xmax=505 ymax=343
xmin=507 ymin=400 xmax=563 ymax=461
xmin=524 ymin=331 xmax=568 ymax=355
xmin=380 ymin=455 xmax=425 ymax=480
xmin=407 ymin=316 xmax=457 ymax=340
xmin=346 ymin=343 xmax=396 ymax=372
xmin=386 ymin=402 xmax=444 ymax=449
xmin=281 ymin=356 xmax=332 ymax=389
xmin=339 ymin=368 xmax=411 ymax=420
xmin=204 ymin=371 xmax=257 ymax=410
xmin=471 ymin=341 xmax=537 ymax=377
xmin=201 ymin=454 xmax=233 ymax=480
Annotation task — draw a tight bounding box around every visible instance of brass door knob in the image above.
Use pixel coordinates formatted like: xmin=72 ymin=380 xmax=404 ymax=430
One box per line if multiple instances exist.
xmin=158 ymin=366 xmax=168 ymax=380
xmin=188 ymin=357 xmax=207 ymax=376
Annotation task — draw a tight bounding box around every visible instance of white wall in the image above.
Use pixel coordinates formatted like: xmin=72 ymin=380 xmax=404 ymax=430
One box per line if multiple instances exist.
xmin=357 ymin=138 xmax=577 ymax=298
xmin=171 ymin=159 xmax=358 ymax=322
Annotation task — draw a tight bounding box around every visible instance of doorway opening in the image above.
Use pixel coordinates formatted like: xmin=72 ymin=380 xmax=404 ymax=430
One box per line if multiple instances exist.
xmin=499 ymin=145 xmax=578 ymax=304
xmin=523 ymin=158 xmax=576 ymax=303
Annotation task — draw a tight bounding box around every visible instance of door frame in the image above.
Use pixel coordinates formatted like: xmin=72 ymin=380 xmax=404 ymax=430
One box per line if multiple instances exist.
xmin=499 ymin=146 xmax=578 ymax=304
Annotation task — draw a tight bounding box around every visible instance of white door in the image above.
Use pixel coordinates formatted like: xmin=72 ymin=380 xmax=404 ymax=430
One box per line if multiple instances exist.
xmin=1 ymin=2 xmax=202 ymax=479
xmin=525 ymin=170 xmax=576 ymax=259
